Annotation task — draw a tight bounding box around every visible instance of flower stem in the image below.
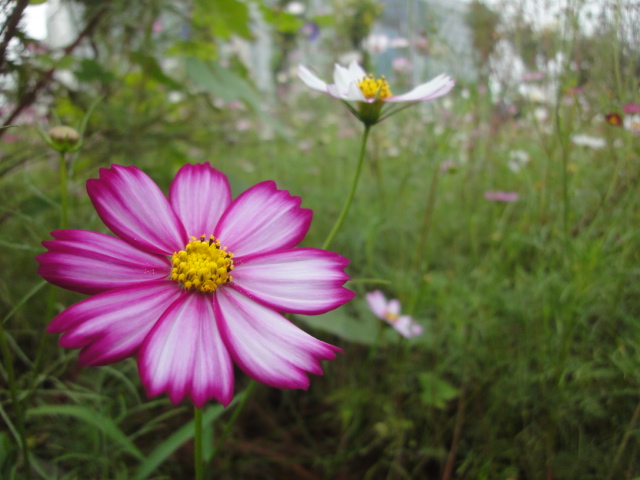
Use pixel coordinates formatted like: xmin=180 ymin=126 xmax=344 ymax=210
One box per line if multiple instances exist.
xmin=413 ymin=164 xmax=440 ymax=271
xmin=59 ymin=151 xmax=68 ymax=229
xmin=210 ymin=380 xmax=256 ymax=461
xmin=194 ymin=406 xmax=204 ymax=480
xmin=322 ymin=125 xmax=371 ymax=250
xmin=0 ymin=320 xmax=30 ymax=479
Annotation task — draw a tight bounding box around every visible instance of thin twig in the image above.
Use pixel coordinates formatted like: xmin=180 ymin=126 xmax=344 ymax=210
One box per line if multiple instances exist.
xmin=441 ymin=386 xmax=466 ymax=480
xmin=0 ymin=6 xmax=108 ymax=136
xmin=0 ymin=0 xmax=30 ymax=73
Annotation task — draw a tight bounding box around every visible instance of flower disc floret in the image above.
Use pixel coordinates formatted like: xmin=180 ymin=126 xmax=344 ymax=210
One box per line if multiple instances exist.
xmin=171 ymin=235 xmax=234 ymax=292
xmin=358 ymin=74 xmax=392 ymax=100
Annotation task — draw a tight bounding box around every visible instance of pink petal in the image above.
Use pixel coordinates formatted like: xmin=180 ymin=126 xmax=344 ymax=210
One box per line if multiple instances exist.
xmin=48 ymin=281 xmax=181 ymax=366
xmin=386 ymin=74 xmax=454 ymax=103
xmin=232 ymin=248 xmax=354 ymax=314
xmin=215 ymin=288 xmax=340 ymax=389
xmin=365 ymin=290 xmax=388 ymax=319
xmin=387 ymin=299 xmax=401 ymax=316
xmin=394 ymin=315 xmax=423 ymax=339
xmin=215 ymin=181 xmax=312 ymax=258
xmin=138 ymin=293 xmax=234 ymax=407
xmin=86 ymin=165 xmax=188 ymax=255
xmin=298 ymin=65 xmax=328 ymax=92
xmin=169 ymin=163 xmax=232 ymax=237
xmin=37 ymin=230 xmax=170 ymax=295
xmin=327 ymin=82 xmax=367 ymax=102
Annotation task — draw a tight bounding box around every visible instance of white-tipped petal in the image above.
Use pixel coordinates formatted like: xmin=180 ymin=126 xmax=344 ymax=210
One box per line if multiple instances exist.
xmin=139 ymin=293 xmax=234 ymax=407
xmin=297 ymin=65 xmax=328 ymax=92
xmin=333 ymin=63 xmax=354 ymax=92
xmin=386 ymin=74 xmax=454 ymax=103
xmin=347 ymin=61 xmax=366 ymax=80
xmin=215 ymin=288 xmax=340 ymax=390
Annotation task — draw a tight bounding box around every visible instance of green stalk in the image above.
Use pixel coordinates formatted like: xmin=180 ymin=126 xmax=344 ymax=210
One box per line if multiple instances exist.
xmin=322 ymin=125 xmax=371 ymax=250
xmin=0 ymin=320 xmax=30 ymax=479
xmin=413 ymin=165 xmax=440 ymax=272
xmin=209 ymin=380 xmax=256 ymax=461
xmin=59 ymin=151 xmax=68 ymax=229
xmin=194 ymin=407 xmax=204 ymax=480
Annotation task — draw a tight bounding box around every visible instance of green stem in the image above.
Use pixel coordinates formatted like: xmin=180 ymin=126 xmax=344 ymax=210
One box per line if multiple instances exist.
xmin=210 ymin=380 xmax=256 ymax=461
xmin=194 ymin=407 xmax=204 ymax=480
xmin=607 ymin=397 xmax=640 ymax=480
xmin=413 ymin=165 xmax=440 ymax=271
xmin=0 ymin=319 xmax=30 ymax=479
xmin=322 ymin=125 xmax=372 ymax=250
xmin=59 ymin=151 xmax=68 ymax=229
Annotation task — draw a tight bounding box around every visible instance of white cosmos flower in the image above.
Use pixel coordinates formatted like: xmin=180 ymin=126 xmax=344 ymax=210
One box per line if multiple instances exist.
xmin=571 ymin=134 xmax=606 ymax=149
xmin=624 ymin=114 xmax=640 ymax=135
xmin=298 ymin=61 xmax=454 ymax=126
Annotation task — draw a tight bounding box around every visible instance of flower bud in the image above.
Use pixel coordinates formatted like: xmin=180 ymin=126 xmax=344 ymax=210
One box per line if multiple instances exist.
xmin=47 ymin=126 xmax=80 ymax=153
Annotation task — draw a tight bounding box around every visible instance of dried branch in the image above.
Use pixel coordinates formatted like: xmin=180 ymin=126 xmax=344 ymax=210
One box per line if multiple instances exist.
xmin=0 ymin=0 xmax=30 ymax=73
xmin=0 ymin=6 xmax=108 ymax=137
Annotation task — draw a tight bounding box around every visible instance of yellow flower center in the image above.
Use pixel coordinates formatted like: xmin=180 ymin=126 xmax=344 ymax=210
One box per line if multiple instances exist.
xmin=358 ymin=74 xmax=392 ymax=100
xmin=170 ymin=235 xmax=234 ymax=293
xmin=384 ymin=312 xmax=399 ymax=323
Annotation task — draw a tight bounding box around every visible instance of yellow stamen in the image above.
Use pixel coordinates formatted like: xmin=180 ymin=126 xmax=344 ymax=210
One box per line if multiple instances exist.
xmin=170 ymin=235 xmax=234 ymax=293
xmin=358 ymin=74 xmax=392 ymax=100
xmin=384 ymin=312 xmax=399 ymax=323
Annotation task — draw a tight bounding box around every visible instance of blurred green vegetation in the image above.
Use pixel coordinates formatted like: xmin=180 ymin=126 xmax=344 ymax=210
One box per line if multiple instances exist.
xmin=2 ymin=0 xmax=640 ymax=479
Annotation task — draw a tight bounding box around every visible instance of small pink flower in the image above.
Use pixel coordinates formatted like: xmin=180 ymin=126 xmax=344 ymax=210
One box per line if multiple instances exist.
xmin=484 ymin=191 xmax=519 ymax=202
xmin=366 ymin=291 xmax=423 ymax=338
xmin=392 ymin=57 xmax=412 ymax=75
xmin=235 ymin=119 xmax=252 ymax=132
xmin=623 ymin=102 xmax=640 ymax=114
xmin=37 ymin=163 xmax=354 ymax=407
xmin=519 ymin=72 xmax=545 ymax=82
xmin=440 ymin=160 xmax=458 ymax=173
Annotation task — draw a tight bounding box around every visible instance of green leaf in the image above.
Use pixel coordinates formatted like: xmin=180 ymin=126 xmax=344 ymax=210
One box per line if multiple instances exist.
xmin=312 ymin=14 xmax=335 ymax=28
xmin=130 ymin=52 xmax=182 ymax=90
xmin=296 ymin=306 xmax=380 ymax=344
xmin=0 ymin=431 xmax=17 ymax=474
xmin=75 ymin=59 xmax=116 ymax=84
xmin=194 ymin=0 xmax=252 ymax=40
xmin=27 ymin=405 xmax=144 ymax=460
xmin=185 ymin=57 xmax=259 ymax=105
xmin=260 ymin=6 xmax=304 ymax=34
xmin=185 ymin=57 xmax=291 ymax=138
xmin=418 ymin=373 xmax=459 ymax=409
xmin=2 ymin=280 xmax=47 ymax=325
xmin=133 ymin=393 xmax=245 ymax=480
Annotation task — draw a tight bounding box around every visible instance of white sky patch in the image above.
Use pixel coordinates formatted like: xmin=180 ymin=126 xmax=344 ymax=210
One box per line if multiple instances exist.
xmin=22 ymin=3 xmax=48 ymax=40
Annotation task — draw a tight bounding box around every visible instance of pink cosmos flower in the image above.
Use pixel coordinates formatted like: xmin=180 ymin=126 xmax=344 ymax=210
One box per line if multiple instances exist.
xmin=365 ymin=291 xmax=423 ymax=338
xmin=623 ymin=102 xmax=640 ymax=114
xmin=298 ymin=61 xmax=454 ymax=126
xmin=37 ymin=163 xmax=355 ymax=408
xmin=392 ymin=57 xmax=412 ymax=75
xmin=484 ymin=191 xmax=519 ymax=202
